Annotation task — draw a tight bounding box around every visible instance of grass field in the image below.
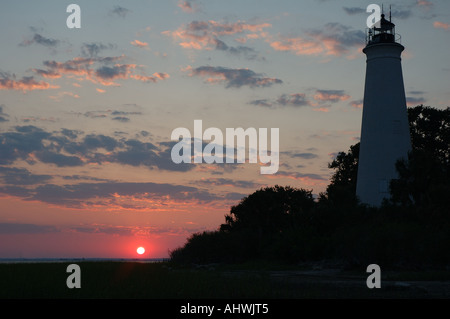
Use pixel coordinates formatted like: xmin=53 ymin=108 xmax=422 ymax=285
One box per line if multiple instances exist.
xmin=1 ymin=261 xmax=449 ymax=299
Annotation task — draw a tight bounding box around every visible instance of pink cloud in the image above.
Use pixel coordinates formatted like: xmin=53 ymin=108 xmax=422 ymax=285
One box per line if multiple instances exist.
xmin=163 ymin=20 xmax=271 ymax=51
xmin=350 ymin=100 xmax=363 ymax=109
xmin=314 ymin=89 xmax=350 ymax=102
xmin=177 ymin=0 xmax=200 ymax=13
xmin=130 ymin=72 xmax=170 ymax=83
xmin=434 ymin=21 xmax=450 ymax=30
xmin=269 ymin=23 xmax=365 ymax=57
xmin=34 ymin=56 xmax=169 ymax=87
xmin=270 ymin=37 xmax=323 ymax=56
xmin=131 ymin=39 xmax=149 ymax=48
xmin=49 ymin=91 xmax=80 ymax=101
xmin=0 ymin=75 xmax=59 ymax=92
xmin=266 ymin=171 xmax=328 ymax=186
xmin=417 ymin=0 xmax=433 ymax=8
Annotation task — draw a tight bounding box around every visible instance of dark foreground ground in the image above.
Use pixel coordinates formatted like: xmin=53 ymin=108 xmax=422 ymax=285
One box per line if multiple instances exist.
xmin=1 ymin=261 xmax=450 ymax=299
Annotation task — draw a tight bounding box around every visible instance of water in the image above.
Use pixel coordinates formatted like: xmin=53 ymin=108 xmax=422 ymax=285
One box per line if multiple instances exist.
xmin=0 ymin=258 xmax=169 ymax=264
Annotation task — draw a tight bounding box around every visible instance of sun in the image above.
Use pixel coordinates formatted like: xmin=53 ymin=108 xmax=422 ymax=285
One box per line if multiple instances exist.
xmin=137 ymin=247 xmax=145 ymax=255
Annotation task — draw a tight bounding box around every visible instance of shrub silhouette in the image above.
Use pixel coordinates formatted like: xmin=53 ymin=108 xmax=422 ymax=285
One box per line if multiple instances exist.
xmin=170 ymin=106 xmax=450 ymax=268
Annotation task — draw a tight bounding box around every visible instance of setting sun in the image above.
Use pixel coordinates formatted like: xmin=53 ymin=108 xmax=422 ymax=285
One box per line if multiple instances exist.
xmin=137 ymin=247 xmax=145 ymax=255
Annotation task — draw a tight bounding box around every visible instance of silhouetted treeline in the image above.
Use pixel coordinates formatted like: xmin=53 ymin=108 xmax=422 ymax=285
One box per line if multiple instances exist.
xmin=170 ymin=105 xmax=450 ymax=268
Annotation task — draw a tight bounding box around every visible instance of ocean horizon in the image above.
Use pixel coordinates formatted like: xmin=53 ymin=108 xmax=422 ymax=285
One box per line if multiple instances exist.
xmin=0 ymin=257 xmax=170 ymax=264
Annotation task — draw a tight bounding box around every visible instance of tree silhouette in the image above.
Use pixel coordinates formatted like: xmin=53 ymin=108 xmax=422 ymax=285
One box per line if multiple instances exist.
xmin=322 ymin=105 xmax=449 ymax=206
xmin=170 ymin=105 xmax=450 ymax=265
xmin=408 ymin=105 xmax=449 ymax=165
xmin=390 ymin=106 xmax=450 ymax=208
xmin=320 ymin=142 xmax=359 ymax=207
xmin=220 ymin=185 xmax=314 ymax=236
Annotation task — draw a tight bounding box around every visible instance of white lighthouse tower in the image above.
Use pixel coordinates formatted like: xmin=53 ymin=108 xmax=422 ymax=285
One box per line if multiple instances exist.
xmin=356 ymin=13 xmax=412 ymax=206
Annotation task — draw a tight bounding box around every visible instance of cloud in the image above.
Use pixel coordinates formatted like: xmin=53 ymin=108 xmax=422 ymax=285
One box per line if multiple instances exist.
xmin=250 ymin=93 xmax=311 ymax=108
xmin=0 ymin=223 xmax=59 ymax=234
xmin=417 ymin=0 xmax=433 ymax=8
xmin=82 ymin=134 xmax=119 ymax=152
xmin=0 ymin=104 xmax=9 ymax=122
xmin=0 ymin=181 xmax=220 ymax=208
xmin=20 ymin=33 xmax=59 ymax=48
xmin=49 ymin=91 xmax=80 ymax=101
xmin=270 ymin=36 xmax=323 ymax=56
xmin=0 ymin=72 xmax=59 ymax=92
xmin=35 ymin=150 xmax=84 ymax=167
xmin=188 ymin=66 xmax=282 ymax=88
xmin=81 ymin=42 xmax=116 ymax=57
xmin=163 ymin=19 xmax=270 ymax=58
xmin=270 ymin=23 xmax=365 ymax=57
xmin=130 ymin=72 xmax=170 ymax=83
xmin=434 ymin=21 xmax=450 ymax=30
xmin=0 ymin=166 xmax=52 ymax=185
xmin=250 ymin=90 xmax=349 ymax=109
xmin=350 ymin=99 xmax=363 ymax=109
xmin=82 ymin=109 xmax=142 ymax=122
xmin=0 ymin=222 xmax=186 ymax=236
xmin=270 ymin=170 xmax=327 ymax=182
xmin=21 ymin=116 xmax=58 ymax=123
xmin=408 ymin=90 xmax=426 ymax=95
xmin=110 ymin=6 xmax=131 ymax=18
xmin=131 ymin=39 xmax=149 ymax=48
xmin=178 ymin=0 xmax=201 ymax=13
xmin=62 ymin=175 xmax=111 ymax=182
xmin=112 ymin=116 xmax=130 ymax=123
xmin=276 ymin=93 xmax=310 ymax=107
xmin=111 ymin=111 xmax=142 ymax=116
xmin=213 ymin=38 xmax=261 ymax=60
xmin=34 ymin=56 xmax=169 ymax=87
xmin=282 ymin=151 xmax=318 ymax=159
xmin=248 ymin=99 xmax=273 ymax=107
xmin=0 ymin=125 xmax=193 ymax=172
xmin=195 ymin=178 xmax=258 ymax=188
xmin=31 ymin=69 xmax=61 ymax=79
xmin=313 ymin=89 xmax=350 ymax=102
xmin=95 ymin=64 xmax=135 ymax=85
xmin=70 ymin=224 xmax=137 ymax=236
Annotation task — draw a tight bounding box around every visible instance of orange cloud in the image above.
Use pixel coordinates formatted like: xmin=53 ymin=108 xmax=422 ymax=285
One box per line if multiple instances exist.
xmin=31 ymin=69 xmax=62 ymax=79
xmin=0 ymin=75 xmax=59 ymax=92
xmin=350 ymin=100 xmax=363 ymax=109
xmin=270 ymin=37 xmax=323 ymax=56
xmin=434 ymin=21 xmax=450 ymax=30
xmin=131 ymin=39 xmax=149 ymax=48
xmin=314 ymin=90 xmax=350 ymax=102
xmin=130 ymin=72 xmax=170 ymax=83
xmin=49 ymin=91 xmax=80 ymax=101
xmin=313 ymin=107 xmax=331 ymax=113
xmin=35 ymin=56 xmax=169 ymax=87
xmin=269 ymin=23 xmax=365 ymax=57
xmin=417 ymin=0 xmax=433 ymax=8
xmin=163 ymin=20 xmax=271 ymax=51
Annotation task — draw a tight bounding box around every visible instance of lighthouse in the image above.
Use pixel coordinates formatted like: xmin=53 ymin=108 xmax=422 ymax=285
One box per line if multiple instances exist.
xmin=356 ymin=13 xmax=412 ymax=206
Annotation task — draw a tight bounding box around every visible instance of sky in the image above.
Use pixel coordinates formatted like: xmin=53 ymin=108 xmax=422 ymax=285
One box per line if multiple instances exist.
xmin=0 ymin=0 xmax=449 ymax=259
